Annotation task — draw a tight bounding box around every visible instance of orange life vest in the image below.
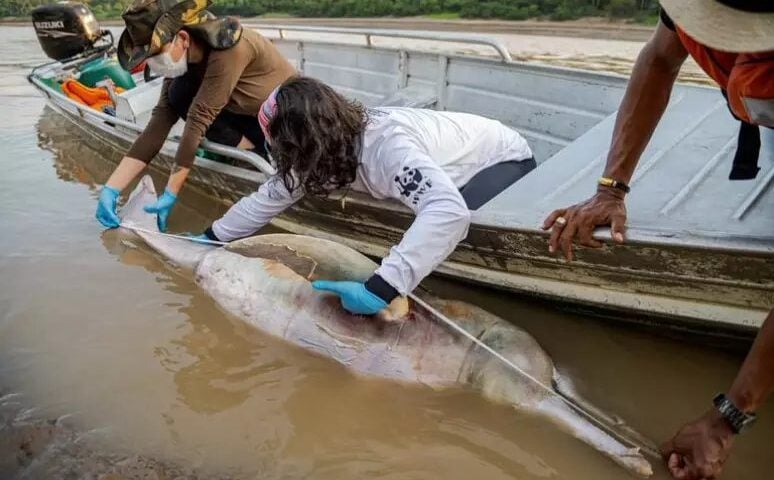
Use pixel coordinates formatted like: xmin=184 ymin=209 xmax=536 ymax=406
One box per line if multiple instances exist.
xmin=676 ymin=28 xmax=773 ymax=179
xmin=676 ymin=27 xmax=774 ymax=127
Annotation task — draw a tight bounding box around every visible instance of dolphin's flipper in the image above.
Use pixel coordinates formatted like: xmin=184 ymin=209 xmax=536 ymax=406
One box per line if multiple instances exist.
xmin=118 ymin=176 xmax=215 ymax=270
xmin=227 ymin=234 xmax=378 ymax=282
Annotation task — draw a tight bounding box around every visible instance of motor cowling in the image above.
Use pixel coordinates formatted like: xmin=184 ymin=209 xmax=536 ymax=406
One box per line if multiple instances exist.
xmin=32 ymin=2 xmax=102 ymax=61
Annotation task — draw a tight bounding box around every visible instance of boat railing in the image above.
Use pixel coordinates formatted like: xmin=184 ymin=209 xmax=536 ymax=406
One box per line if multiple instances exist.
xmin=251 ymin=24 xmax=514 ymax=63
xmin=27 ymin=73 xmax=277 ymax=176
xmin=28 ymin=25 xmax=515 ymax=177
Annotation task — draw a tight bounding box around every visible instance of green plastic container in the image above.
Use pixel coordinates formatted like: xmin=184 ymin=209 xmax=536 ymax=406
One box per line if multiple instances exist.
xmin=38 ymin=75 xmax=62 ymax=93
xmin=78 ymin=57 xmax=136 ymax=90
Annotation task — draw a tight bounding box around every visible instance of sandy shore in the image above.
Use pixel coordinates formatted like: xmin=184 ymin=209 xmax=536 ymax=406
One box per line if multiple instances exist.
xmin=246 ymin=19 xmax=709 ymax=84
xmin=0 ymin=389 xmax=229 ymax=480
xmin=7 ymin=16 xmax=710 ymax=84
xmin=6 ymin=15 xmax=654 ymax=41
xmin=243 ymin=17 xmax=656 ymax=42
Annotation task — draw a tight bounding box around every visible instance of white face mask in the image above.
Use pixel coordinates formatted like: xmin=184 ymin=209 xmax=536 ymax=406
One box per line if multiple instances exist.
xmin=146 ymin=36 xmax=188 ymax=78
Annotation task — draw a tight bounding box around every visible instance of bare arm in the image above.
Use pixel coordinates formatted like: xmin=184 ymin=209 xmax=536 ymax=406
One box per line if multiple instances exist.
xmin=662 ymin=309 xmax=774 ymax=480
xmin=165 ymin=164 xmax=190 ymax=196
xmin=104 ymin=156 xmax=148 ymax=191
xmin=543 ymin=21 xmax=689 ymax=260
xmin=729 ymin=309 xmax=774 ymax=413
xmin=604 ymin=21 xmax=688 ymax=183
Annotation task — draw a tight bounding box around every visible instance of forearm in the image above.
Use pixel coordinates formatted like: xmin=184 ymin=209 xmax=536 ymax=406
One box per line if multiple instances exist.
xmin=728 ymin=309 xmax=774 ymax=413
xmin=126 ymin=125 xmax=172 ymax=165
xmin=165 ymin=164 xmax=191 ymax=195
xmin=105 ymin=157 xmax=148 ymax=191
xmin=659 ymin=310 xmax=773 ymax=479
xmin=604 ymin=25 xmax=686 ymax=183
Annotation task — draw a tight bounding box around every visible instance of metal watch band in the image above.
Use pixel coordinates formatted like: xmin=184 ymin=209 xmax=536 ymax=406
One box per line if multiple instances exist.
xmin=713 ymin=393 xmax=756 ymax=434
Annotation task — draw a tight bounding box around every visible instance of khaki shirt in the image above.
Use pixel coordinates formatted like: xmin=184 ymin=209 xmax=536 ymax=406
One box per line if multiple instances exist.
xmin=127 ymin=28 xmax=296 ymax=167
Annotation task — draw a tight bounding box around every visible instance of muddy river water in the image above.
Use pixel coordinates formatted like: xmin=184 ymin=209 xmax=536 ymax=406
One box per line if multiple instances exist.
xmin=0 ymin=25 xmax=771 ymax=480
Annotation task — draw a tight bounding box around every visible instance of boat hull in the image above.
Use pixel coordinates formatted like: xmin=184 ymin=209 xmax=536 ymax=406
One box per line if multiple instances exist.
xmin=41 ymin=98 xmax=771 ymax=335
xmin=30 ymin=25 xmax=773 ymax=334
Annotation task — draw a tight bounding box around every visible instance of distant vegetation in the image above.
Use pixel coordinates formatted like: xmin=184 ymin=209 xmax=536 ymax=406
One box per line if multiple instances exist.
xmin=4 ymin=0 xmax=660 ymax=23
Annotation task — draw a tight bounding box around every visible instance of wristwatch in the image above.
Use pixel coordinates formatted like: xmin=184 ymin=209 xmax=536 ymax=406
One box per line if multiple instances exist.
xmin=713 ymin=393 xmax=757 ymax=434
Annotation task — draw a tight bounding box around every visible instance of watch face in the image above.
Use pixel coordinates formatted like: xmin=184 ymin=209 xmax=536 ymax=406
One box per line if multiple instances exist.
xmin=740 ymin=413 xmax=757 ymax=433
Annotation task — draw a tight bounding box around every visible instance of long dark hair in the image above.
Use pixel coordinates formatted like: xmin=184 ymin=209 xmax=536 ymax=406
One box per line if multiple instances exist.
xmin=268 ymin=77 xmax=368 ymax=195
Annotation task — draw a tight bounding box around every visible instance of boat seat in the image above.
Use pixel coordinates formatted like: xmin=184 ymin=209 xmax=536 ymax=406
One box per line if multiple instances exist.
xmin=378 ymin=85 xmax=438 ymax=109
xmin=114 ymin=77 xmax=164 ymax=123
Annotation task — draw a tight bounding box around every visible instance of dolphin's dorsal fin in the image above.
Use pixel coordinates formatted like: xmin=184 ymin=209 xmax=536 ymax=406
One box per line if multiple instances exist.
xmin=227 ymin=234 xmax=378 ymax=282
xmin=226 ymin=242 xmax=320 ymax=280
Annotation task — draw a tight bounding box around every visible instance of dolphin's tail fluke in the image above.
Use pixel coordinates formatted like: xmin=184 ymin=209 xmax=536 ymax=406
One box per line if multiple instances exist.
xmin=120 ymin=175 xmax=160 ymax=232
xmin=119 ymin=175 xmax=215 ymax=271
xmin=552 ymin=371 xmax=660 ymax=459
xmin=437 ymin=300 xmax=653 ymax=476
xmin=534 ymin=396 xmax=654 ymax=477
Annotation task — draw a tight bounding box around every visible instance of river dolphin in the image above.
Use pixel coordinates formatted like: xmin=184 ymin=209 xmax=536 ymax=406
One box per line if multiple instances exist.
xmin=117 ymin=176 xmax=653 ymax=477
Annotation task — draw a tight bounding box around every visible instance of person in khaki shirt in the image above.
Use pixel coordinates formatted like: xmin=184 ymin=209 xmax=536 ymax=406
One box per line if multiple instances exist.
xmin=95 ymin=0 xmax=295 ymax=231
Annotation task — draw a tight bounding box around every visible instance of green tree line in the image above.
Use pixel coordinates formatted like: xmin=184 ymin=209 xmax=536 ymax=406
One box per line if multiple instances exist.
xmin=4 ymin=0 xmax=660 ymax=22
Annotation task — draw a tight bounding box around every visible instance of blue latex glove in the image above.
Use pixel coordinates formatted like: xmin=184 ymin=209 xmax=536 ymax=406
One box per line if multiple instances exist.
xmin=312 ymin=280 xmax=387 ymax=315
xmin=143 ymin=189 xmax=177 ymax=232
xmin=96 ymin=185 xmax=121 ymax=228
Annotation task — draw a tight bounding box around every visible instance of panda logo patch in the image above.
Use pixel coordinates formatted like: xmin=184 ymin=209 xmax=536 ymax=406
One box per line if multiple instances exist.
xmin=394 ymin=166 xmax=432 ymax=205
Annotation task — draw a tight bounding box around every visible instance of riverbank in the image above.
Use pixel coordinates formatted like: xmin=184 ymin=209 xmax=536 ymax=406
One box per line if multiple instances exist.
xmin=244 ymin=19 xmax=709 ymax=84
xmin=5 ymin=15 xmax=654 ymax=41
xmin=0 ymin=390 xmax=228 ymax=480
xmin=5 ymin=14 xmax=710 ymax=86
xmin=244 ymin=17 xmax=655 ymax=42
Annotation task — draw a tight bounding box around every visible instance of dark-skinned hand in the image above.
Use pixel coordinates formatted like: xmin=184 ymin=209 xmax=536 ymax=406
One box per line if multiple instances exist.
xmin=660 ymin=409 xmax=735 ymax=480
xmin=542 ymin=188 xmax=627 ymax=261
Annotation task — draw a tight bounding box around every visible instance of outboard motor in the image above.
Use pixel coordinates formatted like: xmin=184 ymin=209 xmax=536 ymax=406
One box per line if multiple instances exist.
xmin=32 ymin=2 xmax=104 ymax=61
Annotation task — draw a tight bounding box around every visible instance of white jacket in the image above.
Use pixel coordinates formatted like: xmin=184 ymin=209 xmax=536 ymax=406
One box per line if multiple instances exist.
xmin=212 ymin=107 xmax=532 ymax=295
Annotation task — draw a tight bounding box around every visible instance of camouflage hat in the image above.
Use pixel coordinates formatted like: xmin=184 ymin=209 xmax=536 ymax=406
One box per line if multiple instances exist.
xmin=118 ymin=0 xmax=243 ymax=71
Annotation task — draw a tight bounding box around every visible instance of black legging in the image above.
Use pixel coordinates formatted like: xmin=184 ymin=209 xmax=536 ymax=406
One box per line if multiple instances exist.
xmin=167 ymin=69 xmax=269 ymax=159
xmin=459 ymin=157 xmax=537 ymax=210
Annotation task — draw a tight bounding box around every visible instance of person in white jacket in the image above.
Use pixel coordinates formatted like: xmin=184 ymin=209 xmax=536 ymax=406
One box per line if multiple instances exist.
xmin=196 ymin=76 xmax=535 ymax=315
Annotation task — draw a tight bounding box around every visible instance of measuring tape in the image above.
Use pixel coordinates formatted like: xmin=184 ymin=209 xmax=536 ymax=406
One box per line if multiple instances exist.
xmin=120 ymin=223 xmax=227 ymax=246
